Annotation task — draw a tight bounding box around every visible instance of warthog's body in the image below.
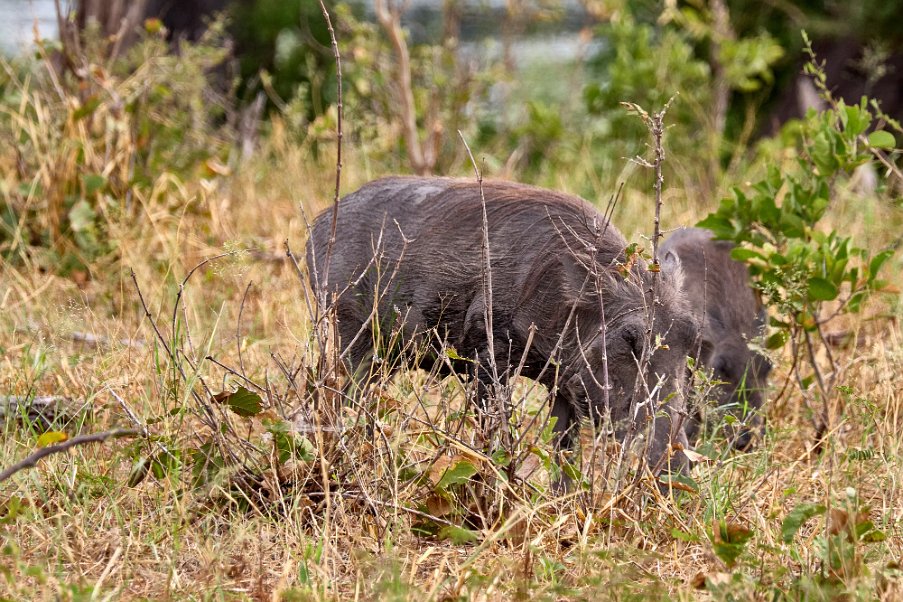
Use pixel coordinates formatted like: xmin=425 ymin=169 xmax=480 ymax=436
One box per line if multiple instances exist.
xmin=660 ymin=227 xmax=771 ymax=449
xmin=307 ymin=177 xmax=698 ymax=474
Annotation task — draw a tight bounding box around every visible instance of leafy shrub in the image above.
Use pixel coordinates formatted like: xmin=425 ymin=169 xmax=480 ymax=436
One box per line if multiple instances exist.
xmin=230 ymin=0 xmax=354 ymax=115
xmin=584 ymin=12 xmax=711 ymax=159
xmin=583 ymin=2 xmax=783 ymax=199
xmin=0 ymin=22 xmax=235 ymax=273
xmin=698 ymin=41 xmax=899 ymax=412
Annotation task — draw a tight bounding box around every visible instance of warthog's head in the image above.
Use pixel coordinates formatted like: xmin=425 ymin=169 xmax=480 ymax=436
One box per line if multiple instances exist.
xmin=659 ymin=228 xmax=772 ymax=451
xmin=559 ymin=253 xmax=699 ymax=477
xmin=698 ymin=330 xmax=772 ymax=450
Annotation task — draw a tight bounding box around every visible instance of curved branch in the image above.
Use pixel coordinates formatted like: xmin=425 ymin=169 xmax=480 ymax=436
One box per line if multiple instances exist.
xmin=0 ymin=429 xmax=140 ymax=483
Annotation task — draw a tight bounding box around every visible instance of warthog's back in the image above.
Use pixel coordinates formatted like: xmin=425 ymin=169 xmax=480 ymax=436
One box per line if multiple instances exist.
xmin=306 ymin=176 xmax=630 ymax=354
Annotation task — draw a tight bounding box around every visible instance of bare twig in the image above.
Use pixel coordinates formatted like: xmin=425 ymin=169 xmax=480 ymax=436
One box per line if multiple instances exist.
xmin=69 ymin=331 xmax=144 ymax=348
xmin=458 ymin=130 xmax=507 ymax=446
xmin=171 ymin=252 xmax=235 ymax=361
xmin=0 ymin=428 xmax=139 ymax=483
xmin=108 ymin=389 xmax=148 ymax=438
xmin=374 ymin=0 xmax=440 ymax=175
xmin=237 ymin=281 xmax=253 ymax=376
xmin=0 ymin=395 xmax=73 ymax=423
xmin=317 ymin=0 xmax=344 ymax=294
xmin=622 ymin=97 xmax=675 ymax=267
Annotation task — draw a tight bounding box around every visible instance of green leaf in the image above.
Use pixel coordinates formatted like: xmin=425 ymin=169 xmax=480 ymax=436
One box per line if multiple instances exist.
xmin=83 ymin=174 xmax=107 ymax=196
xmin=765 ymin=330 xmax=789 ymax=350
xmin=867 ymin=130 xmax=896 ymax=149
xmin=491 ymin=449 xmax=511 ymax=467
xmin=868 ymin=249 xmax=894 ymax=282
xmin=150 ymin=450 xmax=182 ymax=480
xmin=729 ymin=248 xmax=764 ymax=262
xmin=438 ymin=525 xmax=481 ymax=544
xmin=68 ymin=200 xmax=97 ymax=233
xmin=445 ymin=347 xmax=469 ymax=361
xmin=696 ymin=214 xmax=734 ymax=239
xmin=660 ymin=472 xmax=699 ymax=493
xmin=0 ymin=496 xmax=26 ymax=524
xmin=861 ymin=528 xmax=887 ymax=543
xmin=266 ymin=420 xmax=316 ymax=464
xmin=843 ymin=104 xmax=868 ymax=137
xmin=810 ymin=131 xmax=838 ymax=173
xmin=807 ymin=277 xmax=839 ymax=301
xmin=436 ymin=459 xmax=478 ymax=491
xmin=36 ymin=431 xmax=68 ymax=447
xmin=711 ymin=521 xmax=754 ymax=567
xmin=781 ymin=503 xmax=826 ymax=543
xmin=671 ymin=528 xmax=699 ymax=542
xmin=72 ymin=96 xmax=101 ymax=121
xmin=213 ymin=386 xmax=263 ymax=417
xmin=190 ymin=440 xmax=224 ymax=487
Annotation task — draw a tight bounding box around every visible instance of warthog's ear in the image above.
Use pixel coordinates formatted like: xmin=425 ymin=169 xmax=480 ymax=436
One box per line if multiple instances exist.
xmin=661 ymin=250 xmax=680 ymax=272
xmin=660 ymin=250 xmax=684 ymax=289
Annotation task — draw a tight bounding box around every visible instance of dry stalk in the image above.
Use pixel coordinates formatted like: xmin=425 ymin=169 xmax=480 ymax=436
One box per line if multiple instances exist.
xmin=457 ymin=130 xmax=507 ymax=447
xmin=622 ymin=97 xmax=675 ymax=267
xmin=374 ymin=0 xmax=441 ymax=175
xmin=317 ymin=0 xmax=344 ymax=295
xmin=619 ymin=97 xmax=680 ymax=494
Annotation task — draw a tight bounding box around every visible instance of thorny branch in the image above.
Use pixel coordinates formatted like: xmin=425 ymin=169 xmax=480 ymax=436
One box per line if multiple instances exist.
xmin=622 ymin=97 xmax=675 ymax=267
xmin=459 ymin=130 xmax=509 ymax=448
xmin=318 ymin=0 xmax=344 ymax=295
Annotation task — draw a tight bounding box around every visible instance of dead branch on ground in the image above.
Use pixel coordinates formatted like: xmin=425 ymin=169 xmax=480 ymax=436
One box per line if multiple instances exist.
xmin=0 ymin=428 xmax=140 ymax=483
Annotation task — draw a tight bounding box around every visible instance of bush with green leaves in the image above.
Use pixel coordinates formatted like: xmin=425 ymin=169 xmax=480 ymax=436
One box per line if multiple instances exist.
xmin=583 ymin=3 xmax=783 ymax=196
xmin=584 ymin=12 xmax=711 ymax=154
xmin=230 ymin=0 xmax=358 ymax=116
xmin=697 ymin=46 xmax=899 ymax=415
xmin=0 ymin=22 xmax=236 ymax=273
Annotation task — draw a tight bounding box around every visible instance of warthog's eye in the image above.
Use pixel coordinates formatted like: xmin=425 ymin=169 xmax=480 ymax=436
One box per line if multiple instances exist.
xmin=698 ymin=339 xmax=715 ymax=364
xmin=713 ymin=356 xmax=731 ymax=378
xmin=669 ymin=319 xmax=698 ymax=352
xmin=621 ymin=325 xmax=644 ymax=358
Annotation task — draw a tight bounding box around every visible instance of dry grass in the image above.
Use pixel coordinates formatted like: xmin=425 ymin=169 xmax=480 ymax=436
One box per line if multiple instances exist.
xmin=1 ymin=28 xmax=902 ymax=598
xmin=1 ymin=127 xmax=901 ymax=600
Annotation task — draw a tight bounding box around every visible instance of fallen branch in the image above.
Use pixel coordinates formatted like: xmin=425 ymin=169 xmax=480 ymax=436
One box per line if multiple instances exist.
xmin=0 ymin=395 xmax=78 ymax=428
xmin=0 ymin=428 xmax=140 ymax=483
xmin=0 ymin=395 xmax=69 ymax=417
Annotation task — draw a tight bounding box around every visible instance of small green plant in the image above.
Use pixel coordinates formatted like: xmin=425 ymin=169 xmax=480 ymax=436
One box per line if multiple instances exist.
xmin=780 ymin=488 xmax=889 ymax=597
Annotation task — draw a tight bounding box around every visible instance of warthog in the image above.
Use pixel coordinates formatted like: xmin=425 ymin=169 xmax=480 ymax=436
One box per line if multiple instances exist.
xmin=660 ymin=227 xmax=772 ymax=450
xmin=306 ymin=176 xmax=698 ymax=479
